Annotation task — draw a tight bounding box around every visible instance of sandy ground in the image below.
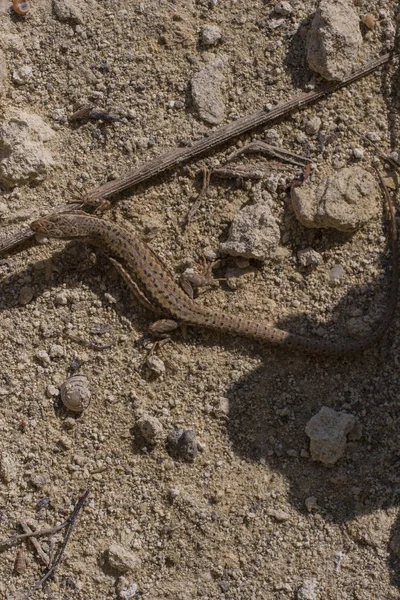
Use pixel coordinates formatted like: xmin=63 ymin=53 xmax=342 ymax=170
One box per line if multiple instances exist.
xmin=1 ymin=0 xmax=400 ymax=599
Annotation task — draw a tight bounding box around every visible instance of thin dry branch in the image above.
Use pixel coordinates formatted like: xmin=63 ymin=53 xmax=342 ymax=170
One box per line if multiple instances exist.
xmin=0 ymin=52 xmax=391 ymax=257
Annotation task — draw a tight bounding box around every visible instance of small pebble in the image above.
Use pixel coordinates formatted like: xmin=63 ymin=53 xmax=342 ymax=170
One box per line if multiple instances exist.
xmin=352 ymin=147 xmax=364 ymax=159
xmin=201 ymin=25 xmax=223 ymax=46
xmin=304 ymin=116 xmax=321 ymax=136
xmin=54 ymin=291 xmax=68 ymax=306
xmin=35 ymin=349 xmax=51 ymax=367
xmin=0 ymin=453 xmax=17 ymax=484
xmin=167 ymin=428 xmax=198 ymax=462
xmin=274 ymin=1 xmax=293 ymax=16
xmin=12 ymin=65 xmax=33 ymax=85
xmin=106 ymin=543 xmax=141 ymax=573
xmin=29 ymin=474 xmax=46 ymax=489
xmin=267 ymin=508 xmax=290 ymax=522
xmin=297 ymin=248 xmax=322 ymax=267
xmin=18 ymin=286 xmax=33 ymax=305
xmin=117 ymin=578 xmax=138 ymax=600
xmin=305 ymin=496 xmax=318 ymax=512
xmin=49 ymin=344 xmax=64 ymax=359
xmin=329 ymin=264 xmax=345 ymax=284
xmin=135 ymin=414 xmax=164 ymax=445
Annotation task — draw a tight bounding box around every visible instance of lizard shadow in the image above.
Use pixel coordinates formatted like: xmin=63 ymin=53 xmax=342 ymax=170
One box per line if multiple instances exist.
xmin=2 ymin=235 xmax=400 ymax=588
xmin=224 ymin=317 xmax=400 ymax=590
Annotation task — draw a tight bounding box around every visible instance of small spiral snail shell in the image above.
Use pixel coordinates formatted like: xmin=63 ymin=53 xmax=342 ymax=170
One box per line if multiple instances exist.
xmin=13 ymin=1 xmax=29 ymax=16
xmin=60 ymin=374 xmax=91 ymax=412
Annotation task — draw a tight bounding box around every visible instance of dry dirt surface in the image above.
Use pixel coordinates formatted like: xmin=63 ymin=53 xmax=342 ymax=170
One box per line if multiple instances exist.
xmin=1 ymin=1 xmax=400 ymax=599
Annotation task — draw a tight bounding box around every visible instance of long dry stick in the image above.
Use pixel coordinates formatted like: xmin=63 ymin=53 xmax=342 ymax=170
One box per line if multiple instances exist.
xmin=0 ymin=53 xmax=391 ymax=257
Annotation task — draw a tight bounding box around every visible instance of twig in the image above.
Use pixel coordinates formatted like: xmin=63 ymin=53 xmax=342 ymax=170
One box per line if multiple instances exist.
xmin=20 ymin=490 xmax=90 ymax=600
xmin=224 ymin=141 xmax=312 ymax=166
xmin=19 ymin=521 xmax=50 ymax=567
xmin=0 ymin=53 xmax=391 ymax=257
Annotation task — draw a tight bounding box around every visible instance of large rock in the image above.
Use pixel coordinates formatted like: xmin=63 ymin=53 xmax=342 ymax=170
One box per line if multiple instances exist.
xmin=220 ymin=202 xmax=280 ymax=260
xmin=305 ymin=406 xmax=357 ymax=466
xmin=191 ymin=57 xmax=226 ymax=125
xmin=306 ymin=0 xmax=362 ymax=81
xmin=0 ymin=111 xmax=55 ymax=187
xmin=291 ymin=166 xmax=380 ymax=232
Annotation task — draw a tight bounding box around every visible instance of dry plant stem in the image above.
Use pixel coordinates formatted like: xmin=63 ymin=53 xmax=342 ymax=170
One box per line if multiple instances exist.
xmin=20 ymin=490 xmax=90 ymax=600
xmin=0 ymin=53 xmax=391 ymax=258
xmin=224 ymin=141 xmax=311 ymax=166
xmin=0 ymin=522 xmax=67 ymax=547
xmin=19 ymin=521 xmax=50 ymax=567
xmin=83 ymin=54 xmax=390 ymax=204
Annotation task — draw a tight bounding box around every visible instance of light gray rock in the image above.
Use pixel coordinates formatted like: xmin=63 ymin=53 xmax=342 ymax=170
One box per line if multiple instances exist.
xmin=191 ymin=57 xmax=225 ymax=125
xmin=274 ymin=1 xmax=293 ymax=16
xmin=306 ymin=0 xmax=362 ymax=81
xmin=117 ymin=578 xmax=138 ymax=600
xmin=201 ymin=25 xmax=222 ymax=46
xmin=297 ymin=578 xmax=318 ymax=600
xmin=53 ymin=0 xmax=84 ymax=23
xmin=220 ymin=202 xmax=280 ymax=260
xmin=106 ymin=543 xmax=141 ymax=574
xmin=297 ymin=248 xmax=322 ymax=267
xmin=0 ymin=111 xmax=55 ymax=187
xmin=305 ymin=406 xmax=357 ymax=465
xmin=291 ymin=167 xmax=379 ymax=232
xmin=12 ymin=65 xmax=33 ymax=85
xmin=135 ymin=414 xmax=164 ymax=445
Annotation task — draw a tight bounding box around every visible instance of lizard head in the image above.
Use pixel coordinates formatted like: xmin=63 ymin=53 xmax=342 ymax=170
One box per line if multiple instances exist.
xmin=30 ymin=214 xmax=81 ymax=239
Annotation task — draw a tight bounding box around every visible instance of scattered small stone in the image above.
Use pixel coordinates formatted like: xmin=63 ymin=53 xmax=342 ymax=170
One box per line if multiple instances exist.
xmin=305 ymin=406 xmax=357 ymax=466
xmin=220 ymin=202 xmax=280 ymax=260
xmin=297 ymin=578 xmax=318 ymax=600
xmin=135 ymin=414 xmax=164 ymax=446
xmin=167 ymin=428 xmax=198 ymax=462
xmin=201 ymin=25 xmax=222 ymax=46
xmin=36 ymin=496 xmax=50 ymax=510
xmin=29 ymin=474 xmax=46 ymax=489
xmin=329 ymin=264 xmax=345 ymax=285
xmin=35 ymin=349 xmax=51 ymax=367
xmin=12 ymin=65 xmax=33 ymax=85
xmin=117 ymin=578 xmax=138 ymax=600
xmin=274 ymin=1 xmax=293 ymax=16
xmin=352 ymin=147 xmax=364 ymax=159
xmin=267 ymin=508 xmax=290 ymax=522
xmin=297 ymin=248 xmax=322 ymax=268
xmin=46 ymin=384 xmax=59 ymax=398
xmin=191 ymin=57 xmax=226 ymax=125
xmin=0 ymin=453 xmax=17 ymax=484
xmin=146 ymin=354 xmax=166 ymax=376
xmin=106 ymin=543 xmax=141 ymax=574
xmin=304 ymin=116 xmax=321 ymax=136
xmin=53 ymin=0 xmax=84 ymax=24
xmin=49 ymin=344 xmax=64 ymax=359
xmin=389 ymin=150 xmax=400 ymax=165
xmin=306 ymin=0 xmax=362 ymax=81
xmin=0 ymin=110 xmax=55 ymax=187
xmin=304 ymin=496 xmax=318 ymax=512
xmin=54 ymin=291 xmax=68 ymax=306
xmin=18 ymin=285 xmax=33 ymax=305
xmin=291 ymin=167 xmax=380 ymax=232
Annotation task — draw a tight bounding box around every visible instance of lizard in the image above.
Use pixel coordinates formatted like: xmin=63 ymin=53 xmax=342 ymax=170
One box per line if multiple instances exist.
xmin=30 ymin=204 xmax=398 ymax=356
